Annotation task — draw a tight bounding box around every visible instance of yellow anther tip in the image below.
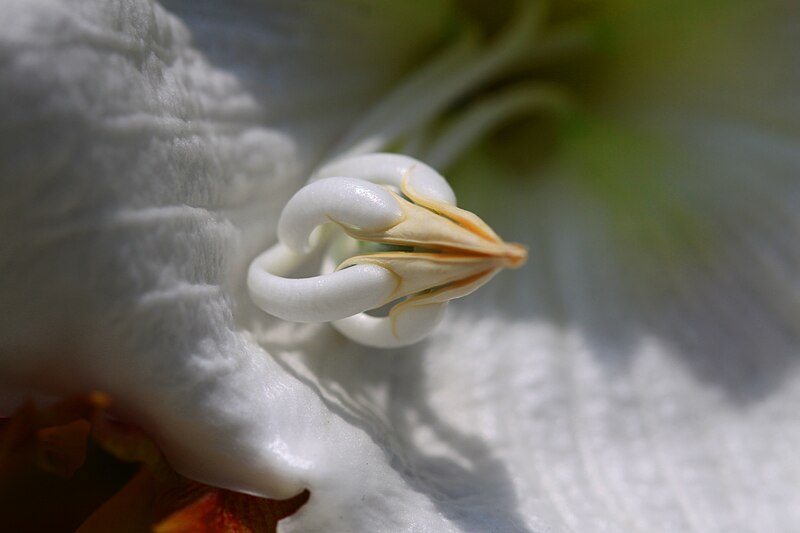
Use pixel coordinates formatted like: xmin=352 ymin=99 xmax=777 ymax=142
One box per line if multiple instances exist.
xmin=501 ymin=242 xmax=528 ymax=269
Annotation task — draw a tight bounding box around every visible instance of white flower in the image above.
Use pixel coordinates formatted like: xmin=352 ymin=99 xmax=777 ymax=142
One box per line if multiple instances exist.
xmin=1 ymin=0 xmax=799 ymax=532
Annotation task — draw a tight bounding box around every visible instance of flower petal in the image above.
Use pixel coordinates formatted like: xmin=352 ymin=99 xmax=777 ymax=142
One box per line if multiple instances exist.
xmin=277 ymin=1 xmax=800 ymax=531
xmin=0 ymin=0 xmax=453 ymax=506
xmin=3 ymin=0 xmax=800 ymax=531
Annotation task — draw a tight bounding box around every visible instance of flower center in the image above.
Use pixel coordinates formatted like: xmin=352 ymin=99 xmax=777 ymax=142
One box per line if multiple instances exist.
xmin=247 ymin=1 xmax=598 ymax=348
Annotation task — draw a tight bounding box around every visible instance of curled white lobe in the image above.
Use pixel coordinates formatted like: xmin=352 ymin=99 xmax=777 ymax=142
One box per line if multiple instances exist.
xmin=248 ymin=153 xmax=526 ymax=348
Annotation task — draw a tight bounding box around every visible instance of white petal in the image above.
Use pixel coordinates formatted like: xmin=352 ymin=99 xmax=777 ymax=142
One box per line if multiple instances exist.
xmin=279 ymin=1 xmax=800 ymax=531
xmin=0 ymin=0 xmax=453 ymax=504
xmin=277 ymin=132 xmax=800 ymax=530
xmin=3 ymin=1 xmax=800 ymax=532
xmin=413 ymin=157 xmax=800 ymax=532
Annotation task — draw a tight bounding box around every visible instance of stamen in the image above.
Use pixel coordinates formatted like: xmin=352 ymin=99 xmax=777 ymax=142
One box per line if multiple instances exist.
xmin=247 ymin=154 xmax=527 ymax=348
xmin=512 ymin=19 xmax=598 ymax=70
xmin=423 ymin=83 xmax=571 ymax=169
xmin=329 ymin=28 xmax=481 ymax=159
xmin=330 ymin=0 xmax=548 ymax=159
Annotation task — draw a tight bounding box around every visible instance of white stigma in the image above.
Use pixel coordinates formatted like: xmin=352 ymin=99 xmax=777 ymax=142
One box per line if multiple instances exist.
xmin=247 ymin=154 xmax=527 ymax=348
